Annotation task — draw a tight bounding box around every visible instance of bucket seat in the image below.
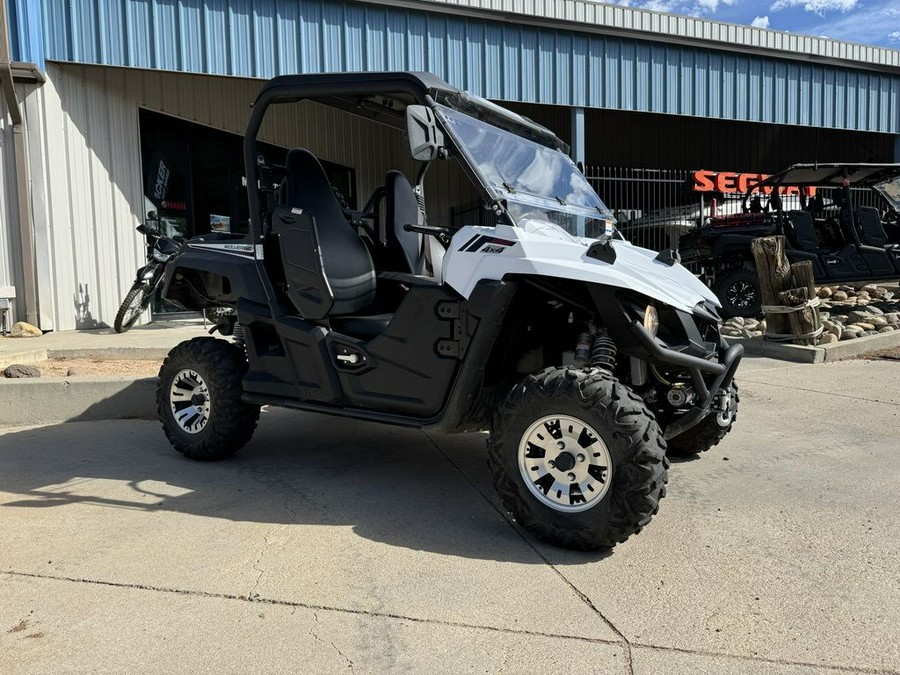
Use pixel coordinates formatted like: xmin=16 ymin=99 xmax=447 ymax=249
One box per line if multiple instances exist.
xmin=280 ymin=149 xmax=391 ymax=337
xmin=383 ymin=170 xmax=427 ymax=275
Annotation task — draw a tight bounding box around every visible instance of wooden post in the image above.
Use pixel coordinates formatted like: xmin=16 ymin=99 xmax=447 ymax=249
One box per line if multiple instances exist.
xmin=751 ymin=236 xmax=792 ymax=337
xmin=777 ymin=287 xmax=815 ymax=345
xmin=790 ymin=261 xmax=821 ymax=345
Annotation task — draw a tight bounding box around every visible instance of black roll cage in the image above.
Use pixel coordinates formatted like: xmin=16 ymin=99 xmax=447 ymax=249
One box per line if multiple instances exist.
xmin=242 ymin=71 xmax=563 ymax=242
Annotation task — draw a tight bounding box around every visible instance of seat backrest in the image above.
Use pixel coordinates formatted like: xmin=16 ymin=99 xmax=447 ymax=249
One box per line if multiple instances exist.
xmin=384 ymin=171 xmax=425 ymax=275
xmin=786 ymin=210 xmax=821 ymax=252
xmin=857 ymin=207 xmax=888 ymax=247
xmin=281 ymin=149 xmax=375 ymax=315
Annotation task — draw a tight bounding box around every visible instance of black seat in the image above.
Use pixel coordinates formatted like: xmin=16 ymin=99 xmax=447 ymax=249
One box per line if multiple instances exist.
xmin=384 ymin=170 xmax=426 ymax=275
xmin=280 ymin=150 xmax=385 ymax=332
xmin=786 ymin=211 xmax=821 ymax=252
xmin=857 ymin=207 xmax=897 ymax=249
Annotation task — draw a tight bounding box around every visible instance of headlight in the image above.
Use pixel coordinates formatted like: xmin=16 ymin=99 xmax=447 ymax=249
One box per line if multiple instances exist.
xmin=643 ymin=304 xmax=659 ymax=338
xmin=152 ymin=249 xmax=170 ymax=262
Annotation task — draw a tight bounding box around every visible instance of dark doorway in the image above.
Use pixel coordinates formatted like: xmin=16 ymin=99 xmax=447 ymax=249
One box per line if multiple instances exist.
xmin=138 ymin=109 xmax=356 ymax=316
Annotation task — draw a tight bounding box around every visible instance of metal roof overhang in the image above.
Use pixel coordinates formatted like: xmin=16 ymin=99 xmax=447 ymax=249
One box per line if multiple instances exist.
xmin=758 ymin=163 xmax=900 ymax=188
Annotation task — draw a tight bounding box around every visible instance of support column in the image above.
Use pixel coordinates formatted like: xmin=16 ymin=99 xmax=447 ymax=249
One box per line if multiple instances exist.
xmin=1 ymin=0 xmax=39 ymax=326
xmin=570 ymin=106 xmax=585 ymax=167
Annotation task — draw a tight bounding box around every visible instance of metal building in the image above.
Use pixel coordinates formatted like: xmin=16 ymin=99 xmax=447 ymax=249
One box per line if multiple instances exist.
xmin=2 ymin=0 xmax=899 ymax=330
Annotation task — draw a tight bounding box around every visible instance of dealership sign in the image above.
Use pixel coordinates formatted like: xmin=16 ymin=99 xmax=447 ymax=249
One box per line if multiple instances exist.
xmin=692 ymin=170 xmax=815 ymax=196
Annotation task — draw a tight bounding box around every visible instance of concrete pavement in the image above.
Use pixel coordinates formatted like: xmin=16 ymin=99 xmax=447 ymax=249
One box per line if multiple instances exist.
xmin=1 ymin=355 xmax=898 ymax=674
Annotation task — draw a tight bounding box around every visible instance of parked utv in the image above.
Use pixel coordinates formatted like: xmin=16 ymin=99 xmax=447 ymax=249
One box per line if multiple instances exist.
xmin=154 ymin=72 xmax=742 ymax=551
xmin=679 ymin=163 xmax=900 ymax=317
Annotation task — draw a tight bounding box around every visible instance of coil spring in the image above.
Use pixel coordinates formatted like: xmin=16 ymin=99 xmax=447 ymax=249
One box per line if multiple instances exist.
xmin=590 ymin=334 xmax=617 ymax=370
xmin=233 ymin=321 xmax=245 ymax=351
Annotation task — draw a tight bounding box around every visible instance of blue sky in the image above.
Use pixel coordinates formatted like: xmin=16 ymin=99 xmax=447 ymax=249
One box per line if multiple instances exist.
xmin=612 ymin=0 xmax=900 ymax=49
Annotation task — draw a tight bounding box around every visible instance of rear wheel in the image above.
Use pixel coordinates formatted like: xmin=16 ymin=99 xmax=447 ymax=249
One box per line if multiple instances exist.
xmin=488 ymin=367 xmax=669 ymax=551
xmin=715 ymin=269 xmax=761 ymax=319
xmin=156 ymin=337 xmax=260 ymax=461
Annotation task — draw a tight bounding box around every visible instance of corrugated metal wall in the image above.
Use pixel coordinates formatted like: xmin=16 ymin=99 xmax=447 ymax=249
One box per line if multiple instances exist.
xmin=30 ymin=0 xmax=900 ymax=134
xmin=412 ymin=0 xmax=900 ymax=70
xmin=22 ymin=62 xmax=475 ymax=330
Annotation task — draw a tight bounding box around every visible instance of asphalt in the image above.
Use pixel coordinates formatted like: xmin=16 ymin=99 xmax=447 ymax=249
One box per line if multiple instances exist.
xmin=1 ymin=354 xmax=898 ymax=674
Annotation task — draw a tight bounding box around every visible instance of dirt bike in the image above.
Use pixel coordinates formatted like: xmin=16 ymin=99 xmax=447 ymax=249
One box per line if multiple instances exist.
xmin=114 ymin=213 xmax=184 ymax=333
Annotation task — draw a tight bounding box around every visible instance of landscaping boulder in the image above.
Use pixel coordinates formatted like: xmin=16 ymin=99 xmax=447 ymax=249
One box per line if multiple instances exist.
xmin=3 ymin=364 xmax=41 ymax=378
xmin=9 ymin=322 xmax=41 ymax=338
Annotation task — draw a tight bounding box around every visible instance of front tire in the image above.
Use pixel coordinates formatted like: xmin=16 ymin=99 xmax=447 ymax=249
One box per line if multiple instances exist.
xmin=114 ymin=282 xmax=152 ymax=333
xmin=488 ymin=367 xmax=669 ymax=551
xmin=666 ymin=382 xmax=739 ymax=457
xmin=156 ymin=337 xmax=260 ymax=461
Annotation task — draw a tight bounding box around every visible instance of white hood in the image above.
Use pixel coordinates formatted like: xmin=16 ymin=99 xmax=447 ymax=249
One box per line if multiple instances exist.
xmin=443 ymin=223 xmax=720 ymax=314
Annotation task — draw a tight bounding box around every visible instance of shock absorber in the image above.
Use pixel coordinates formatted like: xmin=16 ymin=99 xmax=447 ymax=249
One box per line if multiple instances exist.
xmin=232 ymin=321 xmax=245 ymax=352
xmin=590 ymin=331 xmax=617 ymax=371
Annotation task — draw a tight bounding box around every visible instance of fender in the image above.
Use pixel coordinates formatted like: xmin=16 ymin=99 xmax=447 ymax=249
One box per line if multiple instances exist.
xmin=161 ymin=240 xmax=269 ymax=308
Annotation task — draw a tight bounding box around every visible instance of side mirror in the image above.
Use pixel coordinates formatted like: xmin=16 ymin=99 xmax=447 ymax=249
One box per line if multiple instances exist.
xmin=406 ymin=105 xmax=444 ymax=162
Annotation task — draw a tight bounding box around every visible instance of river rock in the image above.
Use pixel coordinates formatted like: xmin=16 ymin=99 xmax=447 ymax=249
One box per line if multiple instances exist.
xmin=817 ymin=287 xmax=833 ymax=298
xmin=852 ymin=322 xmax=876 ymax=331
xmin=884 ymin=312 xmax=900 ymax=324
xmin=823 ymin=321 xmax=842 ymax=339
xmin=819 ymin=332 xmax=838 ymax=345
xmin=868 ymin=316 xmax=889 ymax=327
xmin=879 ymin=326 xmax=896 ymax=333
xmin=841 ymin=329 xmax=860 ymax=340
xmin=9 ymin=322 xmax=41 ymax=338
xmin=3 ymin=364 xmax=41 ymax=378
xmin=861 ymin=284 xmax=879 ymax=294
xmin=849 ymin=308 xmax=883 ymax=323
xmin=832 ymin=291 xmax=848 ymax=301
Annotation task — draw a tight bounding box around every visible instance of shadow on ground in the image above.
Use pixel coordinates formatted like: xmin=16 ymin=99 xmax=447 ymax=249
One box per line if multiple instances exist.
xmin=0 ymin=410 xmax=609 ymax=564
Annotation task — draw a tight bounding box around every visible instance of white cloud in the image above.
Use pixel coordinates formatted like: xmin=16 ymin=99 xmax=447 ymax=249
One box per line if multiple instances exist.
xmin=751 ymin=15 xmax=771 ymax=28
xmin=890 ymin=30 xmax=900 ymax=41
xmin=641 ymin=0 xmax=678 ymax=11
xmin=770 ymin=0 xmax=857 ymax=15
xmin=800 ymin=0 xmax=899 ymax=44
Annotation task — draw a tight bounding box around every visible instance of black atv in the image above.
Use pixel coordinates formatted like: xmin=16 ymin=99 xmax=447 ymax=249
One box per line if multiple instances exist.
xmin=679 ymin=163 xmax=900 ymax=318
xmin=153 ymin=72 xmax=742 ymax=551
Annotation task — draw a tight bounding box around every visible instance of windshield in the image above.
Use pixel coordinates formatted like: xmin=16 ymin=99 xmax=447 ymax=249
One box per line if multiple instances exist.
xmin=874 ymin=175 xmax=900 ymax=211
xmin=435 ymin=105 xmax=616 ymax=239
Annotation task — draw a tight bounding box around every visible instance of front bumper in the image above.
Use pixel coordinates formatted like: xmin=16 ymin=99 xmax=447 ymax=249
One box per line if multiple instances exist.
xmin=629 ymin=321 xmax=743 ymax=439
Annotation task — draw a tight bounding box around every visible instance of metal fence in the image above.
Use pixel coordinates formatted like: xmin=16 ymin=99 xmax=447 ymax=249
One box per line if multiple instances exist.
xmin=585 ymin=166 xmax=885 ymax=252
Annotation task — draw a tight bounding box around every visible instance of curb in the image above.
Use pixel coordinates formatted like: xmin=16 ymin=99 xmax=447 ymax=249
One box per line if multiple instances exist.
xmin=1 ymin=347 xmax=169 ymax=369
xmin=729 ymin=327 xmax=900 ymax=364
xmin=0 ymin=376 xmax=157 ymax=428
